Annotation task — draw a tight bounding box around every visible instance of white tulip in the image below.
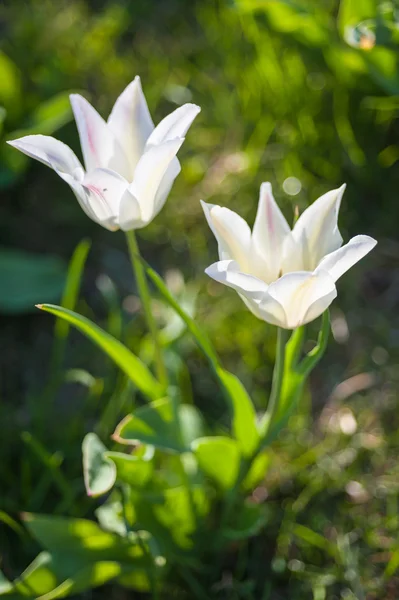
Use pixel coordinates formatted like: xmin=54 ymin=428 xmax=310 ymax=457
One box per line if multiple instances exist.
xmin=8 ymin=77 xmax=200 ymax=231
xmin=202 ymin=183 xmax=377 ymax=329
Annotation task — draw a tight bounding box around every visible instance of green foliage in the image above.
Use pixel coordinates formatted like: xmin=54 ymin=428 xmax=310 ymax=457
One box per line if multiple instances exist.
xmin=82 ymin=433 xmax=116 ymax=497
xmin=2 ymin=514 xmax=160 ymax=598
xmin=106 ymin=453 xmax=153 ymax=489
xmin=145 ymin=263 xmax=260 ymax=456
xmin=38 ymin=304 xmax=163 ymax=400
xmin=113 ymin=398 xmax=186 ymax=453
xmin=192 ymin=436 xmax=240 ymax=490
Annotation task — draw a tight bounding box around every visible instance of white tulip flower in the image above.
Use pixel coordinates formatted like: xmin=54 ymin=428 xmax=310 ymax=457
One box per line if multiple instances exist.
xmin=8 ymin=77 xmax=200 ymax=231
xmin=202 ymin=183 xmax=377 ymax=329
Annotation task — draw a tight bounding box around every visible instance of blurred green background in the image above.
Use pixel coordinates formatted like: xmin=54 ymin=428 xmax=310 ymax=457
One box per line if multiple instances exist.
xmin=1 ymin=0 xmax=399 ymax=598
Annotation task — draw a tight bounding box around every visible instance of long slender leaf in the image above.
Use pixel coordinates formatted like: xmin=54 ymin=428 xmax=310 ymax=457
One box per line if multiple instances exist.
xmin=142 ymin=263 xmax=259 ymax=455
xmin=37 ymin=304 xmax=163 ymax=401
xmin=145 ymin=265 xmax=218 ymax=366
xmin=54 ymin=239 xmax=91 ymax=342
xmin=215 ymin=368 xmax=259 ymax=457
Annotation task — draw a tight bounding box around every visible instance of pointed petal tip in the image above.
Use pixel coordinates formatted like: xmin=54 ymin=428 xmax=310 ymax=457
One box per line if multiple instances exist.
xmin=69 ymin=93 xmax=91 ymax=110
xmin=69 ymin=92 xmax=81 ymax=103
xmin=260 ymin=181 xmax=273 ymax=193
xmin=200 ymin=199 xmax=211 ymax=210
xmin=361 ymin=234 xmax=378 ymax=249
xmin=186 ymin=102 xmax=201 ymax=114
xmin=69 ymin=93 xmax=85 ymax=112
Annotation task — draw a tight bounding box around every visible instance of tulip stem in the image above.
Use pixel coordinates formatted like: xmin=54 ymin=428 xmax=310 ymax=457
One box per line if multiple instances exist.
xmin=125 ymin=230 xmax=168 ymax=391
xmin=264 ymin=327 xmax=290 ymax=431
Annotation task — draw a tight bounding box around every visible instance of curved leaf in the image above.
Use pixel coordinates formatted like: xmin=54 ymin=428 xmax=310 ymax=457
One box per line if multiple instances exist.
xmin=37 ymin=304 xmax=162 ymax=400
xmin=105 ymin=448 xmax=154 ymax=488
xmin=191 ymin=436 xmax=240 ymax=490
xmin=82 ymin=434 xmax=116 ymax=498
xmin=142 ymin=263 xmax=259 ymax=456
xmin=113 ymin=398 xmax=185 ymax=453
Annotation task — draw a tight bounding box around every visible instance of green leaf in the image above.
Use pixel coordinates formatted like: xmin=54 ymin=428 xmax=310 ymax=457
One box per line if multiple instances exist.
xmin=0 ymin=250 xmax=66 ymax=314
xmin=95 ymin=499 xmax=126 ymax=537
xmin=178 ymin=404 xmax=205 ymax=447
xmin=113 ymin=398 xmax=185 ymax=453
xmin=105 ymin=448 xmax=154 ymax=488
xmin=8 ymin=551 xmax=61 ymax=598
xmin=143 ymin=263 xmax=259 ymax=455
xmin=223 ymin=501 xmax=268 ymax=541
xmin=1 ymin=550 xmax=147 ymax=599
xmin=82 ymin=433 xmax=116 ymax=498
xmin=22 ymin=514 xmax=147 ymax=563
xmin=144 ymin=264 xmax=219 ymax=366
xmin=7 ymin=554 xmax=123 ymax=599
xmin=191 ymin=437 xmax=240 ymax=490
xmin=55 ymin=239 xmax=91 ymax=342
xmin=35 ymin=561 xmax=123 ymax=600
xmin=216 ymin=368 xmax=259 ymax=457
xmin=241 ymin=451 xmax=270 ymax=491
xmin=134 ymin=486 xmax=209 ymax=550
xmin=37 ymin=304 xmax=162 ymax=400
xmin=261 ymin=313 xmax=330 ymax=447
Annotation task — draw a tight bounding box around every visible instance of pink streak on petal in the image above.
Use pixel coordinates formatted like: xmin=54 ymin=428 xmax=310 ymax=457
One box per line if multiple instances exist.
xmin=266 ymin=190 xmax=274 ymax=237
xmin=86 ymin=117 xmax=97 ymax=159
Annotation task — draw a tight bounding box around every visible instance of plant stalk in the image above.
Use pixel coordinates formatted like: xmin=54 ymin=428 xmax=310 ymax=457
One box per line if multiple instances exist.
xmin=263 ymin=327 xmax=290 ymax=432
xmin=125 ymin=230 xmax=168 ymax=391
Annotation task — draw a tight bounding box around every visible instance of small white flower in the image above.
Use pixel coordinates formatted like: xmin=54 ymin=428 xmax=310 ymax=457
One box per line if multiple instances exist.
xmin=202 ymin=183 xmax=377 ymax=329
xmin=8 ymin=77 xmax=200 ymax=231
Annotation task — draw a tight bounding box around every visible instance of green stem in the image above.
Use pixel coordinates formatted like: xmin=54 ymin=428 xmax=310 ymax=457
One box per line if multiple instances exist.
xmin=297 ymin=310 xmax=330 ymax=377
xmin=262 ymin=327 xmax=290 ymax=432
xmin=125 ymin=230 xmax=168 ymax=391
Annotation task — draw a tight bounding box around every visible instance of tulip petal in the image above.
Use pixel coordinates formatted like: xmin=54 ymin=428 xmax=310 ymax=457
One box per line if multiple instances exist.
xmin=70 ymin=94 xmax=130 ymax=178
xmin=284 ymin=185 xmax=346 ymax=272
xmin=145 ymin=104 xmax=201 ymax=148
xmin=252 ymin=182 xmax=291 ymax=281
xmin=205 ymin=259 xmax=268 ymax=297
xmin=201 ymin=201 xmax=252 ymax=269
xmin=82 ymin=168 xmax=129 ymax=226
xmin=107 ymin=76 xmax=154 ymax=178
xmin=315 ymin=235 xmax=377 ymax=282
xmin=127 ymin=138 xmax=184 ymax=225
xmin=118 ymin=189 xmax=143 ymax=231
xmin=152 ymin=157 xmax=181 ymax=217
xmin=7 ymin=135 xmax=84 ymax=179
xmin=205 ymin=260 xmax=271 ymax=321
xmin=262 ymin=270 xmax=337 ymax=329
